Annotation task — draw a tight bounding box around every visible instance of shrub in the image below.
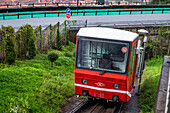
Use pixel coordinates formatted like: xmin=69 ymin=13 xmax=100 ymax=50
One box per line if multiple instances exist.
xmin=65 ymin=51 xmax=72 ymax=57
xmin=48 ymin=51 xmax=59 ymax=67
xmin=58 ymin=57 xmax=74 ymax=66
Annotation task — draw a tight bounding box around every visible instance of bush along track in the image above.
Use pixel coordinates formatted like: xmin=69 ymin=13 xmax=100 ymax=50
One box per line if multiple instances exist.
xmin=138 ymin=56 xmax=165 ymax=113
xmin=0 ymin=42 xmax=75 ymax=113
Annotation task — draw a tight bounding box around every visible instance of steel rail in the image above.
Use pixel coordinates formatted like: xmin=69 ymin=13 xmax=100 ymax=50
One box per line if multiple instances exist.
xmin=89 ymin=103 xmax=100 ymax=113
xmin=118 ymin=102 xmax=124 ymax=113
xmin=68 ymin=99 xmax=89 ymax=113
xmin=68 ymin=98 xmax=124 ymax=113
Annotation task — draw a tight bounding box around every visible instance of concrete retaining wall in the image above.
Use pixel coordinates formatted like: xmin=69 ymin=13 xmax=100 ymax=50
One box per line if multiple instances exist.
xmin=154 ymin=56 xmax=170 ymax=113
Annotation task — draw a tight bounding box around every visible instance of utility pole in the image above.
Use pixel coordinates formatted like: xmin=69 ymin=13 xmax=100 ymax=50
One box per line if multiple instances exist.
xmin=77 ymin=0 xmax=79 ymax=13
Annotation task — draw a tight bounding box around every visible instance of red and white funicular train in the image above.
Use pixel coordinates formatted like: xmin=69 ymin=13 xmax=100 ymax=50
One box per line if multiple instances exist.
xmin=74 ymin=27 xmax=141 ymax=102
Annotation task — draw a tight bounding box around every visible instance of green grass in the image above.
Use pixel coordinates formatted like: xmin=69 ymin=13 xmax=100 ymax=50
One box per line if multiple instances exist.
xmin=138 ymin=56 xmax=164 ymax=113
xmin=0 ymin=42 xmax=75 ymax=113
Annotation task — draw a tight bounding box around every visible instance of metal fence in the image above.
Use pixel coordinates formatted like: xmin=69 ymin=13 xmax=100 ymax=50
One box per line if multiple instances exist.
xmin=1 ymin=9 xmax=170 ymax=20
xmin=69 ymin=20 xmax=170 ymax=28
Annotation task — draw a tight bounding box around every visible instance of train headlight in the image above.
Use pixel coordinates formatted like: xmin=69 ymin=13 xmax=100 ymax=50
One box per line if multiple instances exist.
xmin=113 ymin=84 xmax=119 ymax=89
xmin=82 ymin=79 xmax=87 ymax=84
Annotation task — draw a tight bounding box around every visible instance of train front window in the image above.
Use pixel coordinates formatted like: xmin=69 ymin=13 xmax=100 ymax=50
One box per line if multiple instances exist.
xmin=76 ymin=37 xmax=129 ymax=74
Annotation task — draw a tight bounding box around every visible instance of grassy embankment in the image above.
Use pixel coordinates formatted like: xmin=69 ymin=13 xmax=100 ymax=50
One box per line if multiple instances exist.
xmin=0 ymin=42 xmax=75 ymax=113
xmin=138 ymin=56 xmax=165 ymax=113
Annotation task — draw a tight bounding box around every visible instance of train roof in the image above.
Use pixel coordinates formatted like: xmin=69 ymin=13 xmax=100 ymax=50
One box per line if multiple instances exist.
xmin=77 ymin=27 xmax=139 ymax=42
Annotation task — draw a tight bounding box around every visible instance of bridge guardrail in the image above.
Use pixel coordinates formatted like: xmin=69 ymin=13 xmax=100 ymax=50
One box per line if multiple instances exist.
xmin=0 ymin=9 xmax=170 ymax=20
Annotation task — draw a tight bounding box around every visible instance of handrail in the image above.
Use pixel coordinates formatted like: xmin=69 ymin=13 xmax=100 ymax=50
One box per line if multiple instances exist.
xmin=0 ymin=9 xmax=170 ymax=20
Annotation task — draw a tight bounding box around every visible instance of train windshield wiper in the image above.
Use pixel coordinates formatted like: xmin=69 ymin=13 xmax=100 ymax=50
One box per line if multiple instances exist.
xmin=99 ymin=60 xmax=113 ymax=75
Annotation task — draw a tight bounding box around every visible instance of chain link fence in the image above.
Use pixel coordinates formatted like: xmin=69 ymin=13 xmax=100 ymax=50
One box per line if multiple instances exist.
xmin=34 ymin=20 xmax=74 ymax=53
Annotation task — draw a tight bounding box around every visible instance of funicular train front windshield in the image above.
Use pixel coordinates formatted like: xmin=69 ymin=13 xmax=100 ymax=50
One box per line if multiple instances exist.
xmin=76 ymin=37 xmax=130 ymax=74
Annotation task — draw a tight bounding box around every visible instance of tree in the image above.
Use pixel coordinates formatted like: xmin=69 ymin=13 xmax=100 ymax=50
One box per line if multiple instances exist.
xmin=0 ymin=27 xmax=6 ymax=63
xmin=56 ymin=23 xmax=62 ymax=50
xmin=3 ymin=26 xmax=16 ymax=65
xmin=48 ymin=51 xmax=59 ymax=67
xmin=65 ymin=28 xmax=69 ymax=45
xmin=16 ymin=30 xmax=22 ymax=59
xmin=26 ymin=25 xmax=36 ymax=59
xmin=28 ymin=37 xmax=36 ymax=59
xmin=34 ymin=25 xmax=42 ymax=52
xmin=151 ymin=0 xmax=168 ymax=4
xmin=16 ymin=25 xmax=36 ymax=59
xmin=5 ymin=35 xmax=16 ymax=64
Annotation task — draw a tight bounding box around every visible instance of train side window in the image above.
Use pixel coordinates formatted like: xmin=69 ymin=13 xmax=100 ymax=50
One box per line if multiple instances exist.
xmin=128 ymin=42 xmax=137 ymax=76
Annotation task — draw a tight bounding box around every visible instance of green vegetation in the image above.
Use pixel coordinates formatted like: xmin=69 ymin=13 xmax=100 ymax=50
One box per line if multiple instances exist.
xmin=139 ymin=56 xmax=164 ymax=113
xmin=151 ymin=0 xmax=169 ymax=4
xmin=56 ymin=24 xmax=62 ymax=50
xmin=0 ymin=26 xmax=16 ymax=64
xmin=48 ymin=51 xmax=59 ymax=67
xmin=16 ymin=25 xmax=36 ymax=60
xmin=65 ymin=28 xmax=69 ymax=45
xmin=146 ymin=26 xmax=170 ymax=59
xmin=0 ymin=42 xmax=75 ymax=112
xmin=0 ymin=22 xmax=69 ymax=65
xmin=0 ymin=23 xmax=74 ymax=112
xmin=3 ymin=26 xmax=16 ymax=64
xmin=0 ymin=23 xmax=169 ymax=113
xmin=28 ymin=37 xmax=36 ymax=59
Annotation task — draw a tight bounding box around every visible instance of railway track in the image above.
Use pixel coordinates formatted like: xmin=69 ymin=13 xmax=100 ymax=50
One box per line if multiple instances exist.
xmin=68 ymin=98 xmax=124 ymax=113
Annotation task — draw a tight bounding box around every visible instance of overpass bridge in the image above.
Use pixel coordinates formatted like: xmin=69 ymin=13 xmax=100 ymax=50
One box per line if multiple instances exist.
xmin=0 ymin=13 xmax=170 ymax=30
xmin=0 ymin=3 xmax=169 ymax=29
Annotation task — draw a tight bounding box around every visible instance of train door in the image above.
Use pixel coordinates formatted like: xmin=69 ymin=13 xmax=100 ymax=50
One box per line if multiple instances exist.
xmin=89 ymin=40 xmax=105 ymax=99
xmin=127 ymin=39 xmax=138 ymax=96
